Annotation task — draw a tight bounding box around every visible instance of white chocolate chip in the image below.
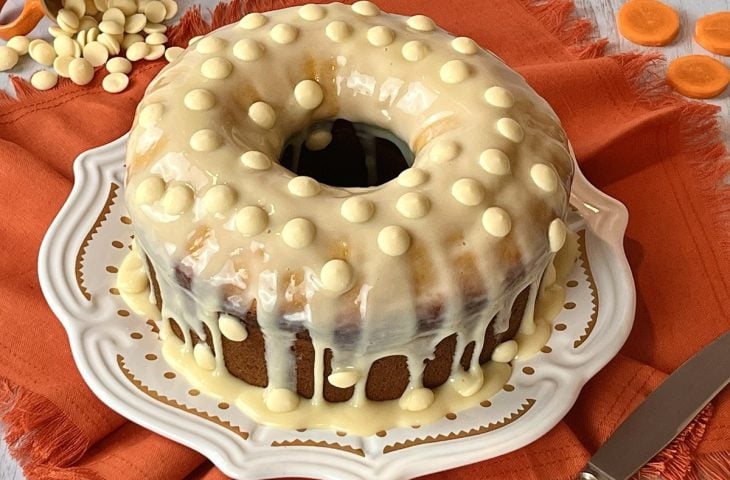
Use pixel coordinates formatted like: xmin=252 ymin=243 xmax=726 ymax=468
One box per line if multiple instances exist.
xmin=138 ymin=103 xmax=163 ymax=127
xmin=281 ymin=218 xmax=316 ymax=249
xmin=7 ymin=36 xmax=30 ymax=55
xmin=293 ymin=79 xmax=323 ymax=110
xmin=95 ymin=33 xmax=115 ymax=54
xmin=189 ymin=129 xmax=223 ymax=152
xmin=377 ymin=225 xmax=411 ymax=256
xmin=305 ymin=130 xmax=332 ymax=151
xmin=0 ymin=46 xmax=19 ymax=71
xmin=125 ymin=41 xmax=149 ymax=61
xmin=485 ymin=86 xmax=515 ymax=108
xmin=109 ymin=0 xmax=136 ymax=16
xmin=145 ymin=32 xmax=168 ymax=45
xmin=549 ymin=218 xmax=567 ymax=252
xmin=93 ymin=0 xmax=108 ymax=12
xmin=101 ymin=7 xmax=125 ymax=24
xmin=270 ymin=24 xmax=298 ymax=44
xmin=320 ymin=259 xmax=353 ymax=294
xmin=161 ymin=184 xmax=193 ymax=214
xmin=164 ymin=46 xmax=183 ymax=62
xmin=440 ymin=59 xmax=469 ymax=84
xmin=30 ymin=70 xmax=58 ymax=90
xmin=144 ymin=1 xmax=166 ymax=23
xmin=53 ymin=35 xmax=76 ymax=57
xmin=430 ymin=140 xmax=460 ymax=163
xmin=496 ymin=117 xmax=524 ymax=142
xmin=397 ymin=168 xmax=428 ymax=187
xmin=406 ymin=15 xmax=435 ymax=32
xmin=106 ymin=56 xmax=131 ymax=74
xmin=193 ymin=343 xmax=216 ymax=371
xmin=83 ymin=41 xmax=109 ymax=67
xmin=248 ymin=101 xmax=276 ymax=129
xmin=451 ymin=36 xmax=478 ymax=54
xmin=76 ymin=29 xmax=87 ymax=48
xmin=200 ymin=57 xmax=232 ymax=79
xmin=288 ymin=176 xmax=320 ymax=197
xmin=396 ymin=192 xmax=430 ymax=218
xmin=233 ymin=39 xmax=264 ymax=61
xmin=125 ymin=13 xmax=147 ymax=33
xmin=482 ymin=207 xmax=511 ymax=237
xmin=162 ymin=0 xmax=177 ymax=19
xmin=235 ymin=206 xmax=268 ymax=236
xmin=264 ymin=388 xmax=298 ymax=413
xmin=202 ymin=184 xmax=237 ymax=214
xmin=122 ymin=33 xmax=144 ymax=50
xmin=327 ymin=369 xmax=360 ymax=389
xmin=239 ymin=12 xmax=267 ymax=29
xmin=64 ymin=0 xmax=86 ymax=17
xmin=367 ymin=25 xmax=394 ymax=47
xmin=402 ymin=40 xmax=428 ymax=61
xmin=451 ymin=178 xmax=485 ymax=206
xmin=29 ymin=39 xmax=56 ymax=66
xmin=102 ymin=71 xmax=129 ymax=93
xmin=399 ymin=387 xmax=434 ymax=412
xmin=299 ymin=4 xmax=326 ymax=21
xmin=78 ymin=15 xmax=98 ymax=31
xmin=219 ymin=314 xmax=247 ymax=341
xmin=452 ymin=368 xmax=484 ymax=397
xmin=480 ymin=149 xmax=510 ymax=175
xmin=184 ymin=88 xmax=215 ymax=110
xmin=57 ymin=8 xmax=80 ymax=33
xmin=53 ymin=55 xmax=74 ymax=77
xmin=98 ymin=19 xmax=123 ymax=35
xmin=530 ymin=163 xmax=558 ymax=192
xmin=143 ymin=22 xmax=166 ymax=34
xmin=240 ymin=151 xmax=272 ymax=170
xmin=325 ymin=20 xmax=351 ymax=42
xmin=135 ymin=175 xmax=165 ymax=204
xmin=195 ymin=36 xmax=225 ymax=53
xmin=48 ymin=26 xmax=72 ymax=38
xmin=144 ymin=44 xmax=165 ymax=60
xmin=351 ymin=1 xmax=379 ymax=16
xmin=491 ymin=340 xmax=518 ymax=363
xmin=340 ymin=197 xmax=374 ymax=223
xmin=68 ymin=57 xmax=93 ymax=85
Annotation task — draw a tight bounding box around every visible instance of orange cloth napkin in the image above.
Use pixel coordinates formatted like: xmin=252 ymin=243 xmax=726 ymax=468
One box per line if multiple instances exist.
xmin=0 ymin=0 xmax=728 ymax=479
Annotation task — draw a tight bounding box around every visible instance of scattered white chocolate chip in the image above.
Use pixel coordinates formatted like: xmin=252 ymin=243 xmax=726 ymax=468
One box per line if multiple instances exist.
xmin=264 ymin=388 xmax=299 ymax=413
xmin=53 ymin=35 xmax=76 ymax=57
xmin=480 ymin=149 xmax=511 ymax=175
xmin=451 ymin=368 xmax=484 ymax=397
xmin=299 ymin=4 xmax=325 ymax=21
xmin=367 ymin=25 xmax=395 ymax=47
xmin=144 ymin=44 xmax=165 ymax=60
xmin=399 ymin=387 xmax=434 ymax=412
xmin=451 ymin=178 xmax=485 ymax=206
xmin=0 ymin=46 xmax=19 ymax=71
xmin=144 ymin=1 xmax=166 ymax=23
xmin=327 ymin=368 xmax=360 ymax=389
xmin=161 ymin=183 xmax=193 ymax=215
xmin=451 ymin=36 xmax=478 ymax=54
xmin=143 ymin=23 xmax=166 ymax=34
xmin=111 ymin=0 xmax=136 ymax=16
xmin=440 ymin=59 xmax=469 ymax=84
xmin=125 ymin=13 xmax=147 ymax=33
xmin=125 ymin=41 xmax=149 ymax=61
xmin=76 ymin=29 xmax=87 ymax=48
xmin=406 ymin=15 xmax=435 ymax=32
xmin=78 ymin=16 xmax=98 ymax=31
xmin=239 ymin=12 xmax=267 ymax=30
xmin=430 ymin=140 xmax=460 ymax=163
xmin=53 ymin=55 xmax=74 ymax=77
xmin=288 ymin=176 xmax=320 ymax=197
xmin=193 ymin=343 xmax=216 ymax=371
xmin=235 ymin=206 xmax=268 ymax=236
xmin=325 ymin=20 xmax=351 ymax=42
xmin=29 ymin=39 xmax=56 ymax=66
xmin=482 ymin=207 xmax=512 ymax=237
xmin=200 ymin=57 xmax=232 ymax=79
xmin=164 ymin=46 xmax=183 ymax=62
xmin=7 ymin=36 xmax=30 ymax=55
xmin=102 ymin=8 xmax=125 ymax=25
xmin=122 ymin=33 xmax=144 ymax=50
xmin=485 ymin=86 xmax=515 ymax=108
xmin=30 ymin=70 xmax=58 ymax=90
xmin=496 ymin=117 xmax=524 ymax=142
xmin=377 ymin=225 xmax=411 ymax=256
xmin=83 ymin=41 xmax=109 ymax=66
xmin=64 ymin=0 xmax=86 ymax=17
xmin=293 ymin=79 xmax=323 ymax=110
xmin=492 ymin=340 xmax=518 ymax=363
xmin=162 ymin=0 xmax=177 ymax=19
xmin=402 ymin=40 xmax=428 ymax=61
xmin=270 ymin=24 xmax=298 ymax=44
xmin=396 ymin=192 xmax=430 ymax=218
xmin=184 ymin=88 xmax=215 ymax=111
xmin=320 ymin=259 xmax=353 ymax=294
xmin=135 ymin=175 xmax=166 ymax=204
xmin=233 ymin=39 xmax=264 ymax=61
xmin=240 ymin=150 xmax=272 ymax=170
xmin=189 ymin=129 xmax=223 ymax=152
xmin=340 ymin=197 xmax=374 ymax=223
xmin=195 ymin=35 xmax=225 ymax=53
xmin=138 ymin=103 xmax=163 ymax=127
xmin=281 ymin=218 xmax=316 ymax=249
xmin=102 ymin=71 xmax=129 ymax=92
xmin=351 ymin=0 xmax=379 ymax=16
xmin=305 ymin=129 xmax=332 ymax=151
xmin=397 ymin=168 xmax=428 ymax=187
xmin=68 ymin=57 xmax=94 ymax=85
xmin=549 ymin=218 xmax=567 ymax=252
xmin=106 ymin=56 xmax=131 ymax=74
xmin=145 ymin=32 xmax=167 ymax=45
xmin=219 ymin=314 xmax=247 ymax=342
xmin=98 ymin=19 xmax=123 ymax=35
xmin=248 ymin=101 xmax=276 ymax=129
xmin=57 ymin=8 xmax=81 ymax=33
xmin=530 ymin=163 xmax=558 ymax=192
xmin=202 ymin=184 xmax=237 ymax=214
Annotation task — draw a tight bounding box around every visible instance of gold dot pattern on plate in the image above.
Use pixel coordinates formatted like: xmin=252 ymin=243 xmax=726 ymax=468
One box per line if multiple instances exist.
xmin=522 ymin=366 xmax=535 ymax=375
xmin=567 ymin=280 xmax=579 ymax=287
xmin=480 ymin=400 xmax=492 ymax=407
xmin=445 ymin=412 xmax=457 ymax=420
xmin=117 ymin=309 xmax=130 ymax=317
xmin=541 ymin=346 xmax=552 ymax=353
xmin=564 ymin=302 xmax=576 ymax=309
xmin=106 ymin=265 xmax=118 ymax=273
xmin=112 ymin=240 xmax=124 ymax=248
xmin=164 ymin=372 xmax=176 ymax=379
xmin=376 ymin=430 xmax=387 ymax=437
xmin=296 ymin=428 xmax=307 ymax=432
xmin=109 ymin=287 xmax=120 ymax=295
xmin=411 ymin=425 xmax=421 ymax=429
xmin=120 ymin=216 xmax=132 ymax=224
xmin=503 ymin=384 xmax=515 ymax=392
xmin=555 ymin=323 xmax=567 ymax=331
xmin=130 ymin=332 xmax=143 ymax=339
xmin=145 ymin=354 xmax=158 ymax=361
xmin=336 ymin=431 xmax=346 ymax=437
xmin=189 ymin=389 xmax=201 ymax=396
xmin=218 ymin=402 xmax=230 ymax=410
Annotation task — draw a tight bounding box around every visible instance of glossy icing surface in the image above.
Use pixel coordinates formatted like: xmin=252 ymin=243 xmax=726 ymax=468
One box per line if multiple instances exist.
xmin=124 ymin=2 xmax=574 ymax=416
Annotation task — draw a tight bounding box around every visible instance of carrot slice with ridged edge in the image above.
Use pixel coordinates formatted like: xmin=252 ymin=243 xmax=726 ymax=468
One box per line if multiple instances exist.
xmin=695 ymin=12 xmax=730 ymax=56
xmin=618 ymin=0 xmax=680 ymax=46
xmin=667 ymin=55 xmax=730 ymax=98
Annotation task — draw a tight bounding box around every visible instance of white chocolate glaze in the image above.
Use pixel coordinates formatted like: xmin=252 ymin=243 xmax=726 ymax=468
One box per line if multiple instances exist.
xmin=125 ymin=2 xmax=574 ymax=427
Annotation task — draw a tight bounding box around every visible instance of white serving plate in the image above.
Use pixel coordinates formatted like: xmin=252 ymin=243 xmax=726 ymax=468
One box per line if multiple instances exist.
xmin=38 ymin=134 xmax=634 ymax=480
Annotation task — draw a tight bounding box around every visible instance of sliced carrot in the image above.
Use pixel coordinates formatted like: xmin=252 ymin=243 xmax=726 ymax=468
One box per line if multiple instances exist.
xmin=695 ymin=12 xmax=730 ymax=56
xmin=666 ymin=55 xmax=730 ymax=99
xmin=618 ymin=0 xmax=680 ymax=46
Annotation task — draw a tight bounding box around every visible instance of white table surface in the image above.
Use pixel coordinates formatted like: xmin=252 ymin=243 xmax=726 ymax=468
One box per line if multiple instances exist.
xmin=1 ymin=1 xmax=728 ymax=478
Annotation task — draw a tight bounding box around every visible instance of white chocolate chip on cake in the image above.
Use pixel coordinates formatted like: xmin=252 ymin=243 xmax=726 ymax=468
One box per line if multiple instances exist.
xmin=135 ymin=175 xmax=166 ymax=204
xmin=233 ymin=39 xmax=264 ymax=61
xmin=200 ymin=57 xmax=232 ymax=79
xmin=264 ymin=388 xmax=299 ymax=413
xmin=325 ymin=20 xmax=352 ymax=42
xmin=402 ymin=40 xmax=428 ymax=61
xmin=281 ymin=218 xmax=316 ymax=249
xmin=351 ymin=1 xmax=379 ymax=16
xmin=184 ymin=88 xmax=215 ymax=111
xmin=270 ymin=24 xmax=298 ymax=44
xmin=0 ymin=46 xmax=19 ymax=71
xmin=30 ymin=70 xmax=58 ymax=90
xmin=193 ymin=343 xmax=216 ymax=371
xmin=195 ymin=35 xmax=225 ymax=53
xmin=239 ymin=12 xmax=267 ymax=30
xmin=377 ymin=225 xmax=411 ymax=256
xmin=106 ymin=56 xmax=132 ymax=74
xmin=530 ymin=163 xmax=558 ymax=192
xmin=549 ymin=218 xmax=567 ymax=252
xmin=485 ymin=86 xmax=515 ymax=108
xmin=138 ymin=103 xmax=164 ymax=127
xmin=161 ymin=184 xmax=193 ymax=215
xmin=299 ymin=4 xmax=326 ymax=21
xmin=496 ymin=117 xmax=524 ymax=142
xmin=440 ymin=59 xmax=469 ymax=84
xmin=248 ymin=101 xmax=277 ymax=129
xmin=327 ymin=368 xmax=360 ymax=388
xmin=480 ymin=149 xmax=511 ymax=175
xmin=430 ymin=140 xmax=460 ymax=163
xmin=235 ymin=206 xmax=268 ymax=236
xmin=399 ymin=387 xmax=434 ymax=411
xmin=451 ymin=36 xmax=478 ymax=54
xmin=320 ymin=259 xmax=353 ymax=294
xmin=482 ymin=207 xmax=512 ymax=237
xmin=190 ymin=129 xmax=223 ymax=152
xmin=367 ymin=25 xmax=394 ymax=47
xmin=288 ymin=176 xmax=320 ymax=197
xmin=7 ymin=36 xmax=30 ymax=55
xmin=406 ymin=15 xmax=435 ymax=32
xmin=294 ymin=79 xmax=324 ymax=109
xmin=68 ymin=57 xmax=94 ymax=85
xmin=340 ymin=197 xmax=374 ymax=223
xmin=240 ymin=151 xmax=272 ymax=170
xmin=452 ymin=368 xmax=484 ymax=397
xmin=397 ymin=168 xmax=428 ymax=187
xmin=202 ymin=184 xmax=237 ymax=214
xmin=491 ymin=340 xmax=518 ymax=363
xmin=305 ymin=129 xmax=332 ymax=151
xmin=396 ymin=192 xmax=430 ymax=218
xmin=451 ymin=178 xmax=485 ymax=206
xmin=219 ymin=314 xmax=247 ymax=341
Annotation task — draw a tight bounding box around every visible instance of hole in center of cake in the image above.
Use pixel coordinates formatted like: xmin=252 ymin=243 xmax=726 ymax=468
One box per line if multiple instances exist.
xmin=280 ymin=119 xmax=413 ymax=188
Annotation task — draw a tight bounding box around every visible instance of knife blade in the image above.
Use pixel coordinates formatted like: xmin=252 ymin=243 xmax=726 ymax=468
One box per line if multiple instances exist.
xmin=578 ymin=330 xmax=730 ymax=480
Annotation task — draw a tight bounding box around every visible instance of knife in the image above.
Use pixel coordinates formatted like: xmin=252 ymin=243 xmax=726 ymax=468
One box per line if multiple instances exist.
xmin=577 ymin=330 xmax=730 ymax=480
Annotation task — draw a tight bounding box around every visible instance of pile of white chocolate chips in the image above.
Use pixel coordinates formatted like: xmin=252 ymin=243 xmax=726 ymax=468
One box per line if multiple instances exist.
xmin=0 ymin=0 xmax=184 ymax=92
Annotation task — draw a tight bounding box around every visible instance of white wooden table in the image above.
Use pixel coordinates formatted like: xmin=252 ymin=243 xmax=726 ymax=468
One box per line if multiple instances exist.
xmin=1 ymin=1 xmax=728 ymax=478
